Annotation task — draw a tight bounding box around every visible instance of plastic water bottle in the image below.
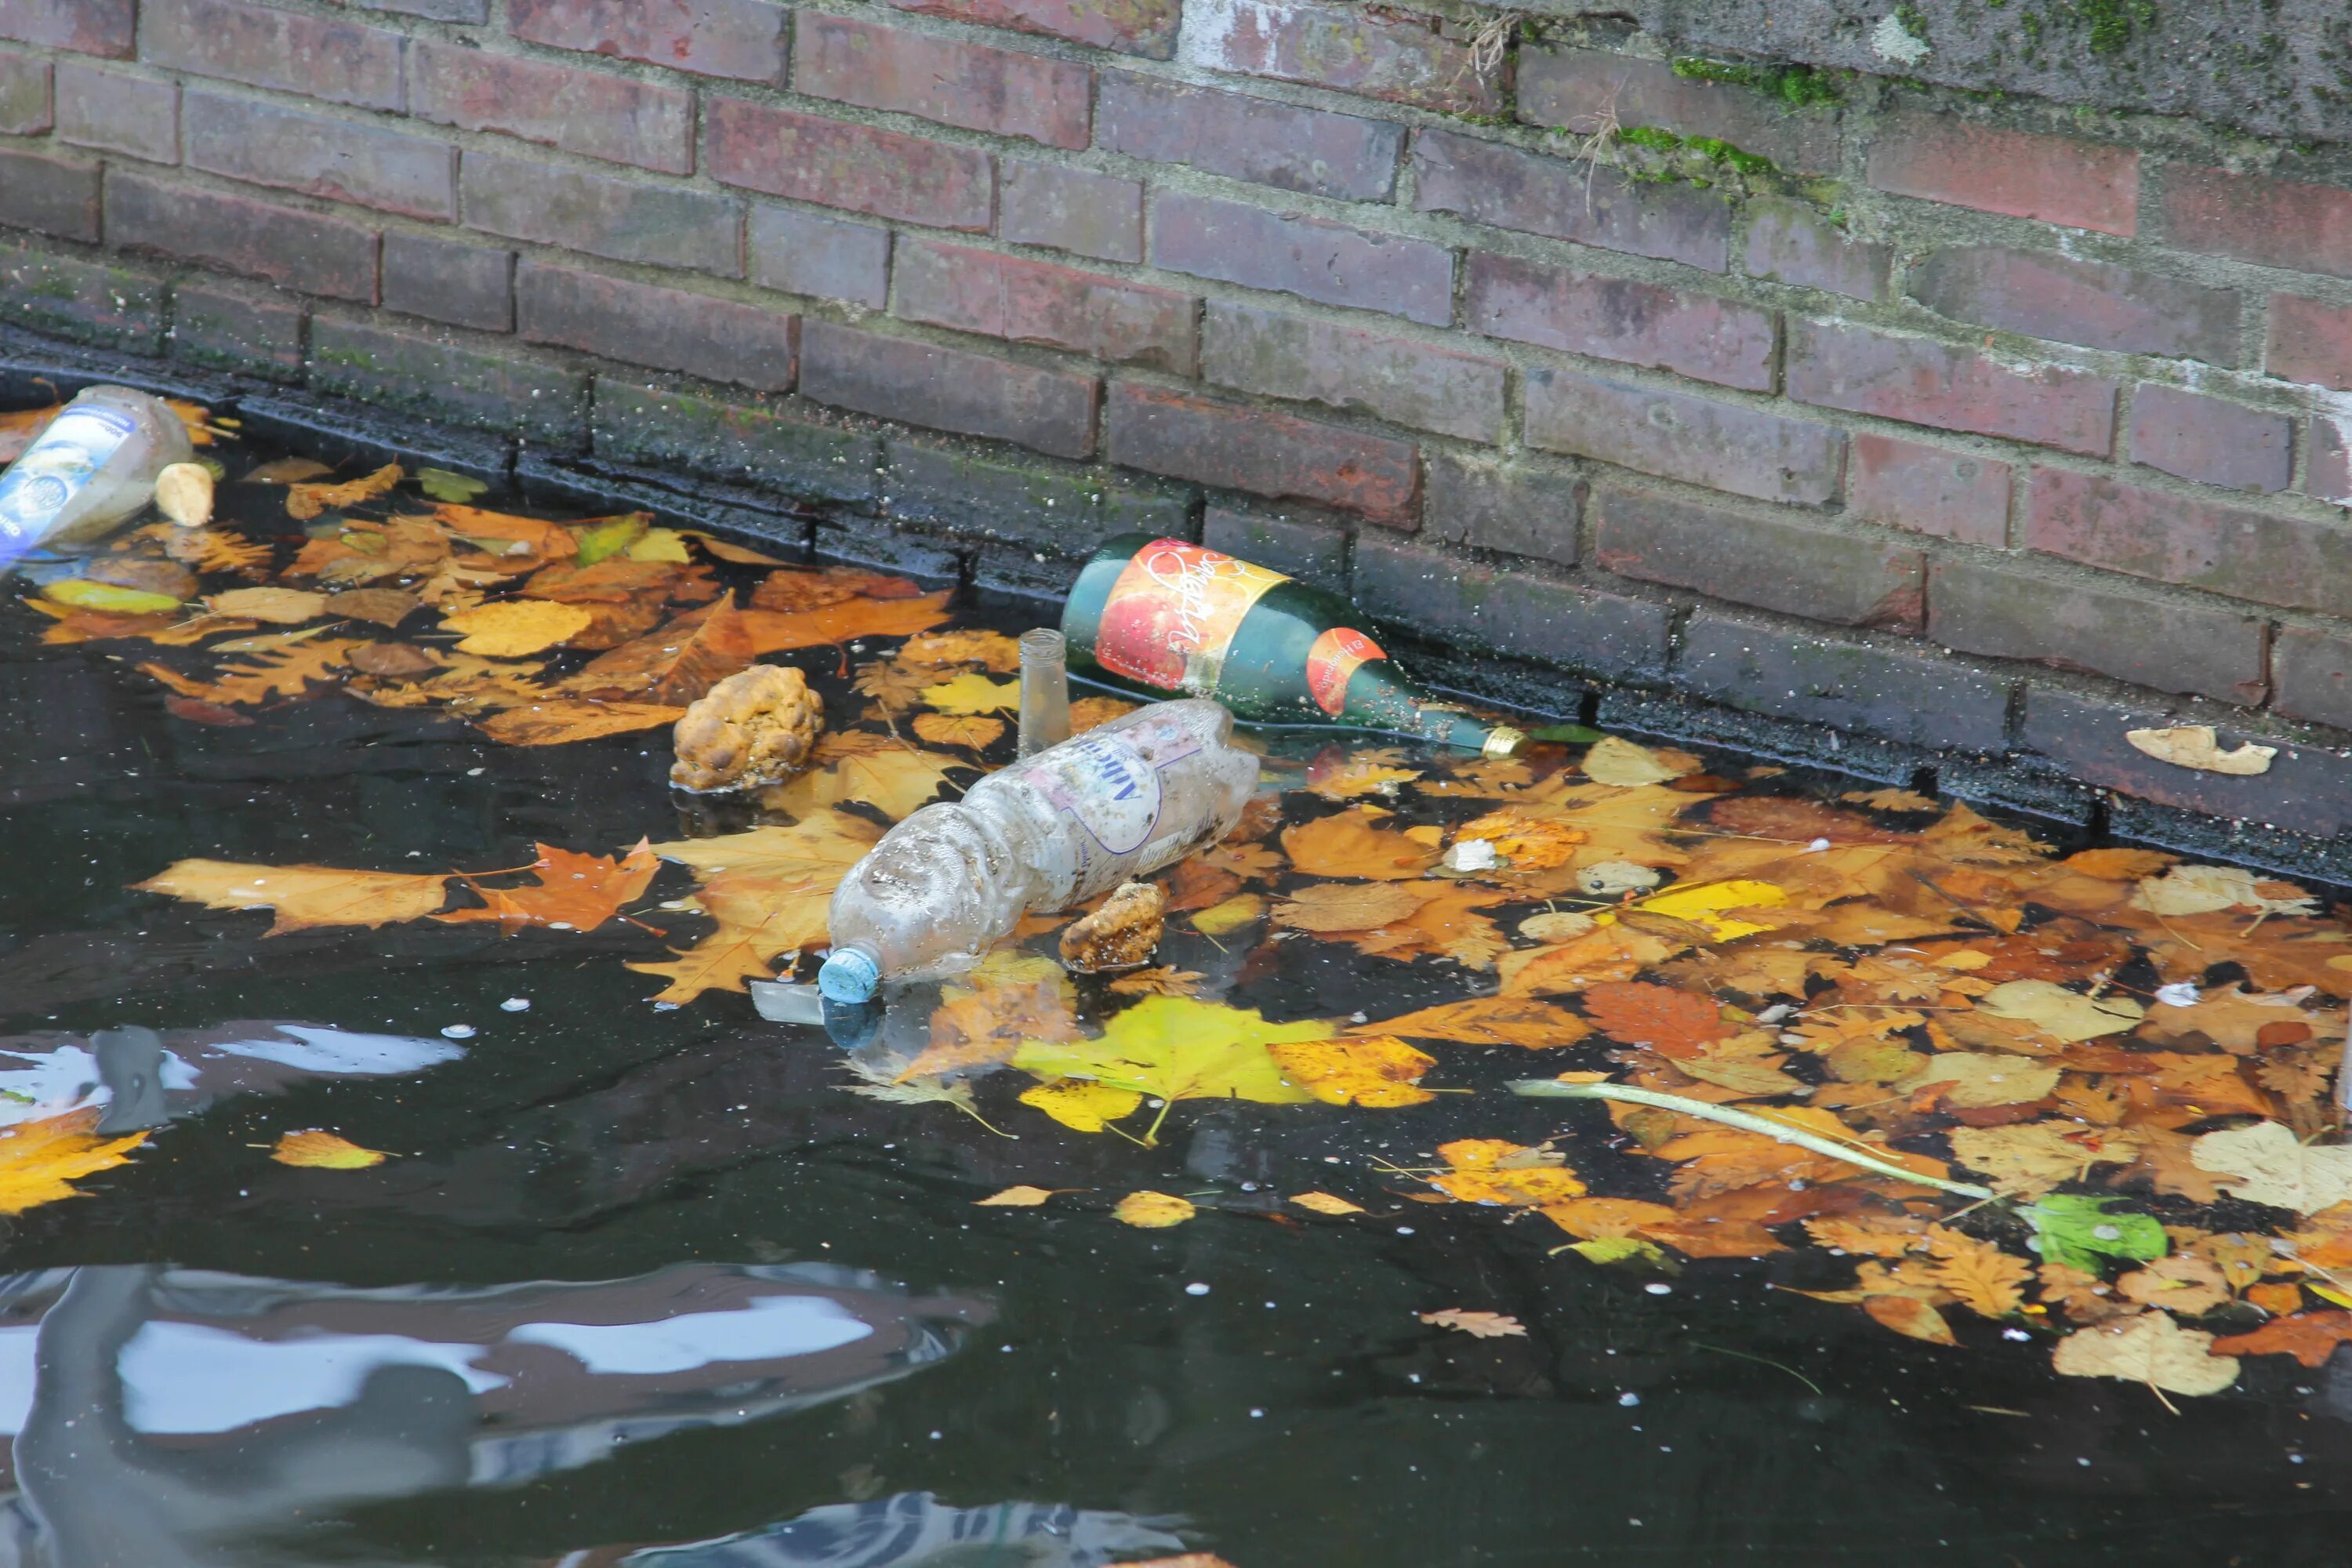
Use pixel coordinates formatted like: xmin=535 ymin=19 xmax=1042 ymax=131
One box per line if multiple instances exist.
xmin=0 ymin=386 xmax=194 ymax=571
xmin=818 ymin=699 xmax=1258 ymax=1001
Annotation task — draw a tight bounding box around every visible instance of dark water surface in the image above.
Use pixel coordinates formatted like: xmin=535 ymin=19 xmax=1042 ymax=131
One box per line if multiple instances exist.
xmin=0 ymin=416 xmax=2347 ymax=1567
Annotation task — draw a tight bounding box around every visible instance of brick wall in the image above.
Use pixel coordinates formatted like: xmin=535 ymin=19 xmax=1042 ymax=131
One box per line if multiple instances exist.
xmin=6 ymin=0 xmax=2352 ymax=849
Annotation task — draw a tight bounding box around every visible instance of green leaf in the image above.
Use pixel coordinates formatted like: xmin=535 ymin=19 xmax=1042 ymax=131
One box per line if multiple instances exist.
xmin=572 ymin=512 xmax=650 ymax=566
xmin=1568 ymin=1236 xmax=1668 ymax=1267
xmin=1526 ymin=724 xmax=1607 ymax=744
xmin=1012 ymin=994 xmax=1327 ymax=1141
xmin=2027 ymin=1196 xmax=2169 ymax=1272
xmin=417 ymin=466 xmax=488 ymax=503
xmin=41 ymin=578 xmax=183 ymax=615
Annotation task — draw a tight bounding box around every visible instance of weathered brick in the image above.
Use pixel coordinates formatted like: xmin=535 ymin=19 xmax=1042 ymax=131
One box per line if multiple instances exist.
xmin=1526 ymin=368 xmax=1841 ymax=507
xmin=706 ymin=99 xmax=992 ymax=231
xmin=1595 ymin=487 xmax=1923 ymax=630
xmin=410 ymin=41 xmax=694 ymax=175
xmin=1741 ymin=199 xmax=1889 ymax=302
xmin=1181 ymin=0 xmax=1500 ymax=115
xmin=0 ymin=49 xmax=49 ymax=134
xmin=749 ymin=205 xmax=889 ymax=309
xmin=170 ymin=277 xmax=303 ymax=382
xmin=0 ymin=0 xmax=133 ymax=56
xmin=509 ymin=0 xmax=788 ymax=85
xmin=2310 ymin=416 xmax=2352 ymax=510
xmin=0 ymin=241 xmax=162 ymax=350
xmin=592 ymin=377 xmax=879 ymax=506
xmin=463 ymin=151 xmax=741 ymax=277
xmin=895 ymin=241 xmax=1194 ymax=374
xmin=1201 ymin=302 xmax=1501 ymax=442
xmin=352 ymin=0 xmax=486 ymax=20
xmin=889 ymin=0 xmax=1179 ymax=57
xmin=795 ymin=15 xmax=1089 ymax=151
xmin=1414 ymin=130 xmax=1732 ymax=273
xmin=142 ymin=0 xmax=402 ymax=111
xmin=55 ymin=63 xmax=176 ymax=165
xmin=1518 ymin=48 xmax=1838 ymax=175
xmin=999 ymin=161 xmax=1142 ymax=264
xmin=383 ymin=232 xmax=513 ymax=332
xmin=1788 ymin=319 xmax=2115 ymax=456
xmin=1677 ymin=613 xmax=2012 ymax=754
xmin=800 ymin=321 xmax=1097 ymax=460
xmin=2128 ymin=384 xmax=2290 ymax=494
xmin=1421 ymin=451 xmax=1579 ymax=566
xmin=1464 ymin=253 xmax=1776 ymax=392
xmin=107 ymin=172 xmax=379 ymax=302
xmin=1352 ymin=533 xmax=1668 ymax=677
xmin=1097 ymin=72 xmax=1399 ymax=202
xmin=0 ymin=147 xmax=96 ymax=243
xmin=517 ymin=260 xmax=796 ymax=394
xmin=2026 ymin=466 xmax=2352 ymax=619
xmin=887 ymin=434 xmax=1184 ymax=557
xmin=2266 ymin=294 xmax=2352 ymax=392
xmin=311 ymin=313 xmax=587 ymax=445
xmin=1846 ymin=433 xmax=2010 ymax=548
xmin=1203 ymin=503 xmax=1348 ymax=589
xmin=1867 ymin=112 xmax=2137 ymax=236
xmin=1149 ymin=191 xmax=1450 ymax=327
xmin=1106 ymin=383 xmax=1416 ymax=525
xmin=2157 ymin=163 xmax=2352 ymax=282
xmin=1907 ymin=245 xmax=2239 ymax=365
xmin=185 ymin=91 xmax=455 ymax=222
xmin=2274 ymin=627 xmax=2352 ymax=733
xmin=1928 ymin=557 xmax=2267 ymax=704
xmin=2021 ymin=688 xmax=2352 ymax=837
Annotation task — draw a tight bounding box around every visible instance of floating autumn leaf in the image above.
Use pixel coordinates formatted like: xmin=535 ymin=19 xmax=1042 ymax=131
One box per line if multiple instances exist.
xmin=272 ymin=1130 xmax=388 ymax=1170
xmin=570 ymin=594 xmax=753 ymax=705
xmin=1189 ymin=893 xmax=1265 ymax=936
xmin=0 ymin=1110 xmax=147 ymax=1214
xmin=1431 ymin=1139 xmax=1586 ymax=1206
xmin=284 ymin=463 xmax=402 ymax=520
xmin=975 ymin=1185 xmax=1062 ymax=1207
xmin=42 ymin=578 xmax=183 ymax=615
xmin=898 ymin=628 xmax=1021 ymax=670
xmin=630 ymin=810 xmax=882 ymax=1004
xmin=2026 ymin=1196 xmax=2169 ymax=1272
xmin=1352 ymin=995 xmax=1591 ymax=1051
xmin=2211 ymin=1311 xmax=2352 ymax=1368
xmin=1305 ymin=749 xmax=1421 ymax=800
xmin=1581 ymin=981 xmax=1730 ymax=1058
xmin=761 ymin=731 xmax=964 ymax=822
xmin=437 ymin=841 xmax=659 ymax=934
xmin=1281 ymin=808 xmax=1441 ymax=880
xmin=911 ymin=712 xmax=1007 ymax=750
xmin=2191 ymin=1120 xmax=2352 ymax=1214
xmin=1266 ymin=1035 xmax=1436 ymax=1107
xmin=684 ymin=530 xmax=793 ymax=566
xmin=1924 ymin=1228 xmax=2031 ymax=1317
xmin=475 ymin=700 xmax=684 ymax=746
xmin=1114 ymin=1191 xmax=1196 ymax=1229
xmin=140 ymin=640 xmax=362 ymax=706
xmin=1018 ymin=1078 xmax=1145 ymax=1132
xmin=1975 ymin=979 xmax=2143 ymax=1043
xmin=1903 ymin=1053 xmax=2062 ymax=1109
xmin=739 ymin=590 xmax=952 ymax=657
xmin=2125 ymin=724 xmax=2276 ymax=776
xmin=1291 ymin=1191 xmax=1366 ymax=1216
xmin=2053 ymin=1312 xmax=2238 ymax=1398
xmin=1580 ymin=735 xmax=1693 ymax=786
xmin=1946 ymin=1123 xmax=2140 ymax=1196
xmin=921 ymin=670 xmax=1021 ymax=715
xmin=1419 ymin=1308 xmax=1526 ymax=1338
xmin=905 ymin=950 xmax=1083 ymax=1080
xmin=441 ymin=599 xmax=593 ymax=658
xmin=1013 ymin=995 xmax=1326 ymax=1141
xmin=1866 ymin=1296 xmax=1958 ymax=1346
xmin=2133 ymin=863 xmax=2319 ymax=918
xmin=2117 ymin=1254 xmax=2231 ymax=1316
xmin=1451 ymin=808 xmax=1586 ymax=869
xmin=1069 ymin=695 xmax=1138 ymax=732
xmin=205 ymin=586 xmax=326 ymax=625
xmin=133 ymin=859 xmax=450 ymax=935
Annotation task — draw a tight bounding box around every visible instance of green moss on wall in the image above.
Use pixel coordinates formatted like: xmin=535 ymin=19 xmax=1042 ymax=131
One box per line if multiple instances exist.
xmin=1669 ymin=56 xmax=1843 ymax=108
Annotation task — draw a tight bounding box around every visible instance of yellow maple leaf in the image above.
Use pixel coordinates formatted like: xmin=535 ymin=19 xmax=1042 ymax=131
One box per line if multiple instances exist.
xmin=1014 ymin=995 xmax=1327 ymax=1142
xmin=761 ymin=733 xmax=964 ymax=821
xmin=1266 ymin=1035 xmax=1436 ymax=1107
xmin=0 ymin=1110 xmax=147 ymax=1214
xmin=441 ymin=599 xmax=593 ymax=658
xmin=132 ymin=859 xmax=450 ymax=935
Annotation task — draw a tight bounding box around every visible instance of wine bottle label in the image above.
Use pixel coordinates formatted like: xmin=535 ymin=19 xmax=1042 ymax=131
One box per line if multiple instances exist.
xmin=1305 ymin=626 xmax=1386 ymax=715
xmin=1094 ymin=538 xmax=1288 ymax=694
xmin=0 ymin=404 xmax=136 ymax=567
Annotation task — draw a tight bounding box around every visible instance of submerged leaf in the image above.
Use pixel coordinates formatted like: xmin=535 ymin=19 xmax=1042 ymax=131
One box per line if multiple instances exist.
xmin=2053 ymin=1313 xmax=2238 ymax=1398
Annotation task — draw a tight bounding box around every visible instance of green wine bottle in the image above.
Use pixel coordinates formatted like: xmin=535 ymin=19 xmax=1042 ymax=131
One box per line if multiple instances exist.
xmin=1060 ymin=534 xmax=1525 ymax=757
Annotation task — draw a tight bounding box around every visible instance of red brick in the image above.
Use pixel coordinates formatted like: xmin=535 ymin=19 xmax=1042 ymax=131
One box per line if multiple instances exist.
xmin=749 ymin=205 xmax=889 ymax=309
xmin=794 ymin=15 xmax=1089 ymax=152
xmin=517 ymin=260 xmax=796 ymax=393
xmin=1907 ymin=245 xmax=2239 ymax=365
xmin=802 ymin=321 xmax=1098 ymax=460
xmin=1866 ymin=112 xmax=2136 ymax=236
xmin=2157 ymin=163 xmax=2352 ymax=281
xmin=186 ymin=90 xmax=456 ymax=222
xmin=142 ymin=0 xmax=403 ymax=112
xmin=888 ymin=0 xmax=1179 ymax=57
xmin=1106 ymin=383 xmax=1417 ymax=525
xmin=0 ymin=49 xmax=48 ymax=134
xmin=1149 ymin=191 xmax=1451 ymax=328
xmin=1846 ymin=434 xmax=2010 ymax=548
xmin=0 ymin=0 xmax=133 ymax=56
xmin=999 ymin=160 xmax=1141 ymax=264
xmin=2266 ymin=293 xmax=2352 ymax=391
xmin=509 ymin=0 xmax=788 ymax=85
xmin=2128 ymin=384 xmax=2290 ymax=495
xmin=2273 ymin=627 xmax=2352 ymax=732
xmin=1414 ymin=129 xmax=1731 ymax=273
xmin=410 ymin=42 xmax=695 ymax=176
xmin=1595 ymin=487 xmax=1923 ymax=630
xmin=1464 ymin=253 xmax=1776 ymax=393
xmin=895 ymin=240 xmax=1194 ymax=374
xmin=1201 ymin=301 xmax=1504 ymax=443
xmin=1097 ymin=72 xmax=1399 ymax=203
xmin=706 ymin=98 xmax=992 ymax=231
xmin=55 ymin=62 xmax=175 ymax=164
xmin=1929 ymin=557 xmax=2267 ymax=704
xmin=1742 ymin=199 xmax=1889 ymax=303
xmin=106 ymin=172 xmax=378 ymax=302
xmin=2026 ymin=466 xmax=2352 ymax=619
xmin=462 ymin=151 xmax=741 ymax=276
xmin=0 ymin=147 xmax=96 ymax=242
xmin=1181 ymin=0 xmax=1500 ymax=116
xmin=1518 ymin=47 xmax=1838 ymax=175
xmin=1421 ymin=451 xmax=1581 ymax=565
xmin=384 ymin=231 xmax=514 ymax=332
xmin=1526 ymin=368 xmax=1842 ymax=507
xmin=1788 ymin=319 xmax=2115 ymax=457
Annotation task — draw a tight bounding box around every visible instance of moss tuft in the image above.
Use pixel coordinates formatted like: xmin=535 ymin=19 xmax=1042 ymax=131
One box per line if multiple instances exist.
xmin=1669 ymin=56 xmax=1842 ymax=108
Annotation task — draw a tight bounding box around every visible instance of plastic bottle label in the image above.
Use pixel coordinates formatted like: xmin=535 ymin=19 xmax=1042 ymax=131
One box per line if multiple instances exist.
xmin=0 ymin=404 xmax=136 ymax=567
xmin=1094 ymin=539 xmax=1288 ymax=694
xmin=1019 ymin=731 xmax=1166 ymax=855
xmin=1305 ymin=626 xmax=1386 ymax=716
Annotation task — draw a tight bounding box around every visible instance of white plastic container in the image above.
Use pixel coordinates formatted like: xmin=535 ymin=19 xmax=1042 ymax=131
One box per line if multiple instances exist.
xmin=818 ymin=699 xmax=1258 ymax=1001
xmin=0 ymin=385 xmax=194 ymax=570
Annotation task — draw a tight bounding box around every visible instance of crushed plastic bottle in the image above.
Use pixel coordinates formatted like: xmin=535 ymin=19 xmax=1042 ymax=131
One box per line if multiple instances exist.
xmin=818 ymin=699 xmax=1258 ymax=1002
xmin=0 ymin=386 xmax=194 ymax=572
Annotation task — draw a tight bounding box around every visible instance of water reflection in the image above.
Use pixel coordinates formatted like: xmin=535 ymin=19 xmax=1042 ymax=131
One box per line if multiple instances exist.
xmin=573 ymin=1493 xmax=1186 ymax=1567
xmin=0 ymin=1262 xmax=991 ymax=1567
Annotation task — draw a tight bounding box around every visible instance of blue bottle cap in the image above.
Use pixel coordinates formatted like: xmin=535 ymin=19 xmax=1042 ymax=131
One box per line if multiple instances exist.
xmin=818 ymin=946 xmax=880 ymax=1004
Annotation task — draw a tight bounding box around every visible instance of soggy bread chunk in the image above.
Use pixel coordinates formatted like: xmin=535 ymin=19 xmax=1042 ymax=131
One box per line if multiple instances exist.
xmin=670 ymin=663 xmax=824 ymax=792
xmin=1059 ymin=880 xmax=1166 ymax=972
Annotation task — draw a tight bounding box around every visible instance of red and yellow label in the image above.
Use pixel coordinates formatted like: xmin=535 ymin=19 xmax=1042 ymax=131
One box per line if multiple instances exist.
xmin=1305 ymin=626 xmax=1385 ymax=715
xmin=1095 ymin=539 xmax=1288 ymax=691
